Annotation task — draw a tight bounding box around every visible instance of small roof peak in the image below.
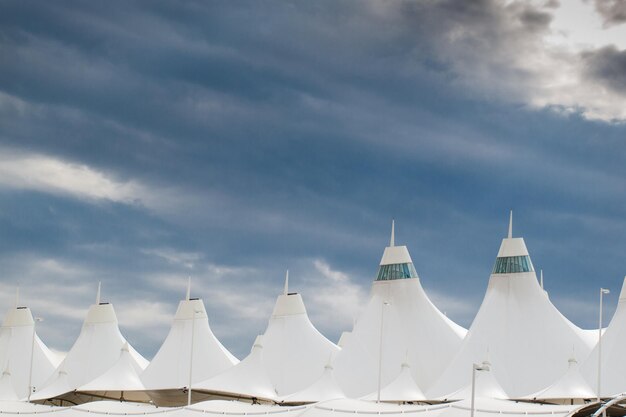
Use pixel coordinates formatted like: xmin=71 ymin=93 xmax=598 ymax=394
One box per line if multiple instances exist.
xmin=284 ymin=270 xmax=289 ymax=295
xmin=186 ymin=276 xmax=191 ymax=301
xmin=96 ymin=282 xmax=102 ymax=305
xmin=508 ymin=210 xmax=513 ymax=239
xmin=401 ymin=350 xmax=410 ymax=368
xmin=252 ymin=335 xmax=264 ymax=349
xmin=390 ymin=219 xmax=395 ymax=247
xmin=325 ymin=353 xmax=334 ymax=370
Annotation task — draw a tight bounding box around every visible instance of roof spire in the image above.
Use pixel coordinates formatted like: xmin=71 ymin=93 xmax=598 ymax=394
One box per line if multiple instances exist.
xmin=508 ymin=210 xmax=513 ymax=239
xmin=186 ymin=276 xmax=191 ymax=301
xmin=284 ymin=270 xmax=289 ymax=295
xmin=390 ymin=219 xmax=395 ymax=247
xmin=96 ymin=281 xmax=101 ymax=305
xmin=14 ymin=286 xmax=19 ymax=309
xmin=540 ymin=270 xmax=544 ymax=290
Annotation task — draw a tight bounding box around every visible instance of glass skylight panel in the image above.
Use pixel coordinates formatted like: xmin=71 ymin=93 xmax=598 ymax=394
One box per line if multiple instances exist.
xmin=492 ymin=256 xmax=534 ymax=274
xmin=376 ymin=263 xmax=418 ymax=280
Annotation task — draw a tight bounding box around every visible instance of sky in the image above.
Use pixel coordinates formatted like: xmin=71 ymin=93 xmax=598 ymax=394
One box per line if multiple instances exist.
xmin=0 ymin=0 xmax=625 ymax=360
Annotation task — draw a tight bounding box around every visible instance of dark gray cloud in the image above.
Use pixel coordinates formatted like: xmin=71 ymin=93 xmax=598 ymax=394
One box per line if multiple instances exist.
xmin=0 ymin=0 xmax=625 ymax=358
xmin=594 ymin=0 xmax=626 ymax=27
xmin=582 ymin=46 xmax=626 ymax=94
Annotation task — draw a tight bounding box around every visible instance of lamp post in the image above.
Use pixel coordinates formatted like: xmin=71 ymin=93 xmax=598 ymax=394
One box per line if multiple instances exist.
xmin=187 ymin=309 xmax=202 ymax=407
xmin=597 ymin=288 xmax=610 ymax=403
xmin=471 ymin=362 xmax=490 ymax=417
xmin=27 ymin=317 xmax=43 ymax=402
xmin=377 ymin=301 xmax=390 ymax=404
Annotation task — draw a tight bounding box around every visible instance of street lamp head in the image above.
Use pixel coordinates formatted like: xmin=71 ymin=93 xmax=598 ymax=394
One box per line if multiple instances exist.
xmin=601 ymin=289 xmax=610 ymax=295
xmin=473 ymin=362 xmax=490 ymax=372
xmin=34 ymin=317 xmax=43 ymax=322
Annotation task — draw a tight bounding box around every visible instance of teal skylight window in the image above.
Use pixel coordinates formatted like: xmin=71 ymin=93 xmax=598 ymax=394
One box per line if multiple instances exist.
xmin=492 ymin=256 xmax=534 ymax=274
xmin=376 ymin=263 xmax=418 ymax=281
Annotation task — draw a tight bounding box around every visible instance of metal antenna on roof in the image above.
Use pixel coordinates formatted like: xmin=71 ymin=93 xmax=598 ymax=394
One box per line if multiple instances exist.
xmin=96 ymin=282 xmax=101 ymax=305
xmin=508 ymin=210 xmax=513 ymax=239
xmin=540 ymin=270 xmax=544 ymax=290
xmin=15 ymin=286 xmax=19 ymax=309
xmin=186 ymin=277 xmax=191 ymax=301
xmin=390 ymin=219 xmax=395 ymax=247
xmin=284 ymin=270 xmax=289 ymax=295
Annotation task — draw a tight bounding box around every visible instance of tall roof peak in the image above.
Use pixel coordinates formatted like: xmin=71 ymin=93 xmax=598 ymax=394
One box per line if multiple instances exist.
xmin=96 ymin=281 xmax=102 ymax=305
xmin=495 ymin=211 xmax=530 ymax=259
xmin=186 ymin=277 xmax=191 ymax=301
xmin=379 ymin=220 xmax=413 ymax=266
xmin=284 ymin=270 xmax=289 ymax=295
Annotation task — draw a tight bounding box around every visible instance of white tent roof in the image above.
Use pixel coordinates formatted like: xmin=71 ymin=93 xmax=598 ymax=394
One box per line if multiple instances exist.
xmin=141 ymin=297 xmax=238 ymax=390
xmin=195 ymin=335 xmax=277 ymax=400
xmin=333 ymin=224 xmax=466 ymax=397
xmin=0 ymin=306 xmax=60 ymax=399
xmin=259 ymin=282 xmax=340 ymax=396
xmin=32 ymin=301 xmax=148 ymax=401
xmin=438 ymin=398 xmax=582 ymax=417
xmin=525 ymin=356 xmax=596 ymax=402
xmin=439 ymin=362 xmax=508 ymax=401
xmin=428 ymin=216 xmax=595 ymax=398
xmin=580 ymin=276 xmax=626 ymax=397
xmin=78 ymin=342 xmax=145 ymax=392
xmin=361 ymin=361 xmax=427 ymax=403
xmin=197 ymin=279 xmax=339 ymax=398
xmin=280 ymin=362 xmax=346 ymax=404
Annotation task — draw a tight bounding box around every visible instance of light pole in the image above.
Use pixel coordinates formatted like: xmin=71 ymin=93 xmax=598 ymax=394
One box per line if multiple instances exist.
xmin=597 ymin=288 xmax=610 ymax=402
xmin=27 ymin=317 xmax=43 ymax=402
xmin=377 ymin=301 xmax=390 ymax=404
xmin=471 ymin=361 xmax=490 ymax=417
xmin=187 ymin=309 xmax=201 ymax=406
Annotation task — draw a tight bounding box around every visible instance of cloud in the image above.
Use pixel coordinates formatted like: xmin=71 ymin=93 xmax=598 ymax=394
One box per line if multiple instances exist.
xmin=582 ymin=45 xmax=626 ymax=93
xmin=0 ymin=149 xmax=149 ymax=204
xmin=140 ymin=248 xmax=202 ymax=270
xmin=594 ymin=0 xmax=626 ymax=27
xmin=304 ymin=259 xmax=368 ymax=338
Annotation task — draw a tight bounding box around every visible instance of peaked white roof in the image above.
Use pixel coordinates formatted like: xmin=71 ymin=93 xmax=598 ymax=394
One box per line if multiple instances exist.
xmin=428 ymin=217 xmax=595 ymax=398
xmin=78 ymin=343 xmax=145 ymax=392
xmin=197 ymin=280 xmax=339 ymax=399
xmin=141 ymin=298 xmax=238 ymax=390
xmin=526 ymin=357 xmax=596 ymax=401
xmin=261 ymin=289 xmax=340 ymax=396
xmin=361 ymin=362 xmax=427 ymax=402
xmin=333 ymin=225 xmax=466 ymax=397
xmin=0 ymin=306 xmax=60 ymax=399
xmin=439 ymin=363 xmax=508 ymax=401
xmin=195 ymin=335 xmax=277 ymax=400
xmin=280 ymin=362 xmax=345 ymax=404
xmin=580 ymin=276 xmax=626 ymax=397
xmin=32 ymin=301 xmax=148 ymax=401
